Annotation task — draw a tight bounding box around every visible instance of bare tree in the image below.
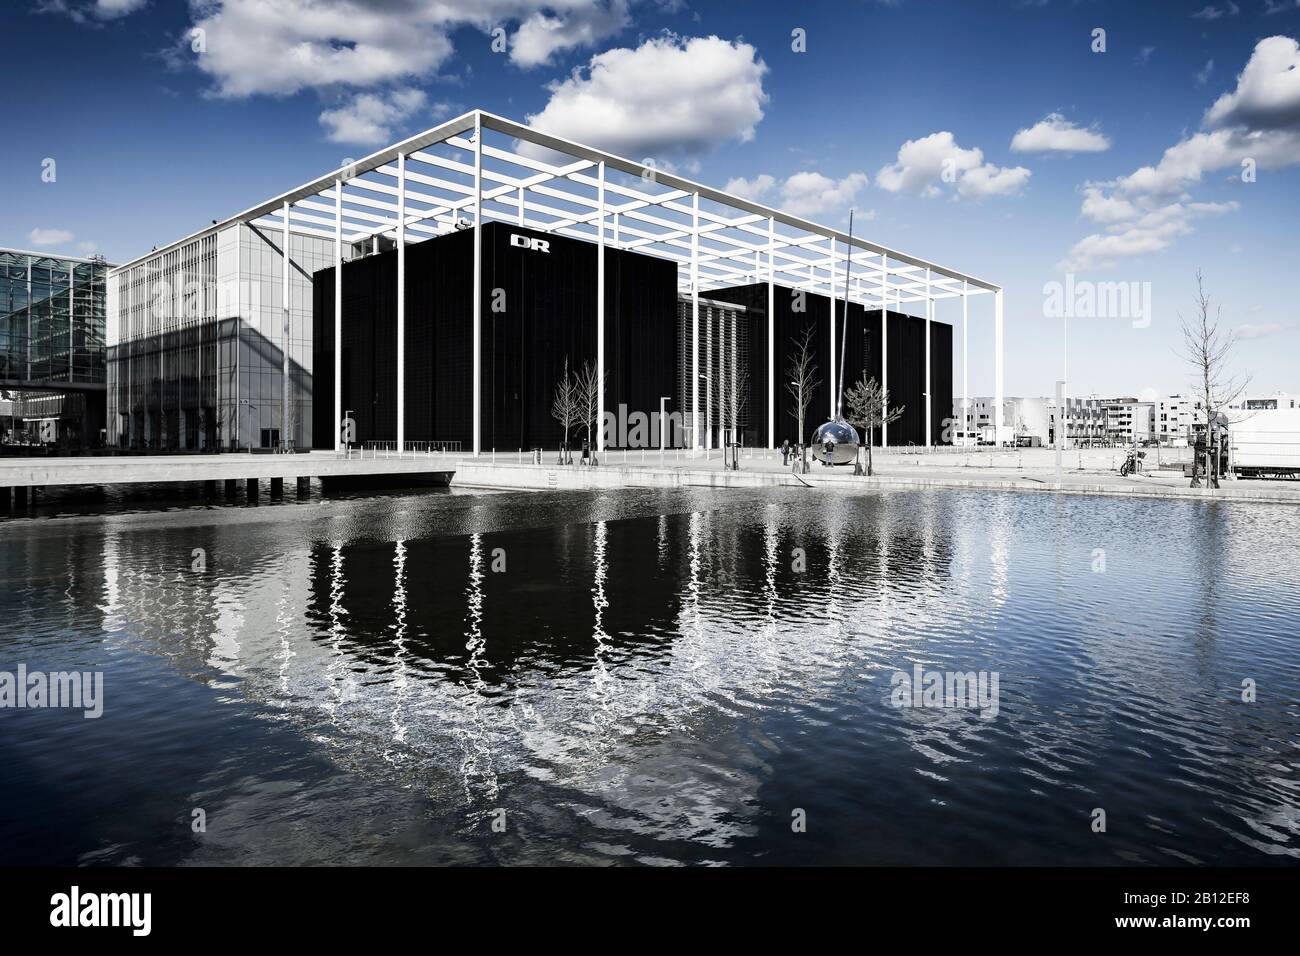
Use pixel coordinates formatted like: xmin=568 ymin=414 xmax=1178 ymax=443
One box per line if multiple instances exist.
xmin=1178 ymin=270 xmax=1251 ymax=488
xmin=550 ymin=356 xmax=577 ymax=464
xmin=844 ymin=372 xmax=905 ymax=476
xmin=785 ymin=326 xmax=820 ymax=474
xmin=574 ymin=359 xmax=606 ymax=459
xmin=722 ymin=359 xmax=749 ymax=470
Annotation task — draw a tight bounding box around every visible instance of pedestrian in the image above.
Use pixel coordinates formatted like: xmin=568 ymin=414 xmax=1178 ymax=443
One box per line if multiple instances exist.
xmin=581 ymin=439 xmax=590 ymax=465
xmin=781 ymin=439 xmax=790 ymax=466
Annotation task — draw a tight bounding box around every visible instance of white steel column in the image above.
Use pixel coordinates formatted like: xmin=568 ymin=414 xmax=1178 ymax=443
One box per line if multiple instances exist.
xmin=396 ymin=152 xmax=406 ymax=453
xmin=962 ymin=281 xmax=969 ymax=446
xmin=281 ymin=199 xmax=290 ymax=451
xmin=828 ymin=235 xmax=837 ymax=420
xmin=766 ymin=217 xmax=775 ymax=450
xmin=994 ymin=288 xmax=1005 ymax=446
xmin=472 ymin=114 xmax=483 ymax=455
xmin=334 ymin=177 xmax=342 ymax=451
xmin=925 ymin=267 xmax=932 ymax=447
xmin=517 ymin=186 xmax=525 ymax=226
xmin=881 ymin=255 xmax=889 ymax=449
xmin=596 ymin=160 xmax=606 ymax=453
xmin=691 ymin=192 xmax=700 ymax=451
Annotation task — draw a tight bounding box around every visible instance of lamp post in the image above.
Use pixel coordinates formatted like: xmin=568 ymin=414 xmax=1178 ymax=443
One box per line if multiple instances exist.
xmin=699 ymin=373 xmax=710 ymax=460
xmin=659 ymin=396 xmax=671 ymax=465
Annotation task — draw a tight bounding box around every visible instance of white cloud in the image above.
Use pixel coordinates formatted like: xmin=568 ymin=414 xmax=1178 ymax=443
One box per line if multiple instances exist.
xmin=511 ymin=0 xmax=631 ymax=68
xmin=27 ymin=228 xmax=76 ymax=247
xmin=1062 ymin=36 xmax=1300 ymax=269
xmin=877 ymin=131 xmax=1030 ymax=200
xmin=956 ymin=163 xmax=1032 ymax=199
xmin=1236 ymin=322 xmax=1284 ymax=339
xmin=1011 ymin=113 xmax=1110 ymax=153
xmin=525 ymin=34 xmax=768 ymax=160
xmin=724 ymin=174 xmax=776 ymax=200
xmin=319 ymin=88 xmax=435 ymax=145
xmin=187 ymin=1 xmax=633 ymax=99
xmin=1080 ymin=187 xmax=1138 ymax=224
xmin=96 ymin=0 xmax=147 ymax=15
xmin=777 ymin=171 xmax=870 ymax=217
xmin=724 ymin=170 xmax=872 ymax=218
xmin=1196 ymin=59 xmax=1214 ymax=87
xmin=1059 ymin=201 xmax=1237 ymax=271
xmin=1205 ymin=35 xmax=1300 ymax=132
xmin=36 ymin=0 xmax=147 ymax=22
xmin=1191 ymin=2 xmax=1239 ymax=20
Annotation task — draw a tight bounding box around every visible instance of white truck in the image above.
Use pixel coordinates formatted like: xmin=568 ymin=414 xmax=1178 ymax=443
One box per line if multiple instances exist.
xmin=1228 ymin=408 xmax=1300 ymax=479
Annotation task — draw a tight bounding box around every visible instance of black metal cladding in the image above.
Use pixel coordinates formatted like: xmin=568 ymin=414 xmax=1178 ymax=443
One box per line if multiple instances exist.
xmin=704 ymin=283 xmax=953 ymax=446
xmin=313 ymin=221 xmax=676 ymax=450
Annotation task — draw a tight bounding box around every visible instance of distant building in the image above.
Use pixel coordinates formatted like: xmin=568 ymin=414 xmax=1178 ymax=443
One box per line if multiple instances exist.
xmin=1155 ymin=395 xmax=1204 ymax=446
xmin=0 ymin=248 xmax=110 ymax=449
xmin=1100 ymin=398 xmax=1155 ymax=445
xmin=954 ymin=395 xmax=1105 ymax=446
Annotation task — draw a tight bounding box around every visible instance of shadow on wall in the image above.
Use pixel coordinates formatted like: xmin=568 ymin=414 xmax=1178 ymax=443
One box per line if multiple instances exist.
xmin=107 ymin=319 xmax=312 ymax=452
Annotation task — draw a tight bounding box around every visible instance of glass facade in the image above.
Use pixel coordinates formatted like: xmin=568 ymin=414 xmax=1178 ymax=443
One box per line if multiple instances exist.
xmin=107 ymin=223 xmax=334 ymax=451
xmin=0 ymin=249 xmax=108 ymax=447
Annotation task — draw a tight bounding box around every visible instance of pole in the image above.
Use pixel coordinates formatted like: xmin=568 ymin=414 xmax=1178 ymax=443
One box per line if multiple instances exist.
xmin=334 ymin=176 xmax=342 ymax=452
xmin=472 ymin=113 xmax=483 ymax=455
xmin=281 ymin=199 xmax=290 ymax=450
xmin=767 ymin=216 xmax=775 ymax=450
xmin=597 ymin=160 xmax=606 ymax=454
xmin=691 ymin=192 xmax=700 ymax=452
xmin=396 ymin=152 xmax=406 ymax=453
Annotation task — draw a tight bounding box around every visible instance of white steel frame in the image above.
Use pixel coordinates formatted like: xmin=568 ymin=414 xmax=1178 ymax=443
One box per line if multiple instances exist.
xmin=112 ymin=109 xmax=1005 ymax=453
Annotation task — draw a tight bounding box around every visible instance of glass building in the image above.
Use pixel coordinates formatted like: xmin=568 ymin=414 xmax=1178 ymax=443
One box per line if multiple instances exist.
xmin=0 ymin=248 xmax=109 ymax=448
xmin=107 ymin=224 xmax=337 ymax=451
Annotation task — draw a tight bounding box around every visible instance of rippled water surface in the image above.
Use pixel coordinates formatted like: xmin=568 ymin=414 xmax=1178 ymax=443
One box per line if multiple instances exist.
xmin=1 ymin=484 xmax=1297 ymax=865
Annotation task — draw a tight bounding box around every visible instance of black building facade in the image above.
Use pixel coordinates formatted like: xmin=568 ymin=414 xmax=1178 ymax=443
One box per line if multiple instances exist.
xmin=313 ymin=221 xmax=677 ymax=451
xmin=313 ymin=223 xmax=952 ymax=451
xmin=704 ymin=283 xmax=953 ymax=447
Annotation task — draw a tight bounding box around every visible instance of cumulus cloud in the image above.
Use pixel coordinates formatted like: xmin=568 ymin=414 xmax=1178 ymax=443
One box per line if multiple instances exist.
xmin=36 ymin=0 xmax=147 ymax=22
xmin=1059 ymin=201 xmax=1237 ymax=271
xmin=1080 ymin=187 xmax=1138 ymax=224
xmin=1062 ymin=36 xmax=1300 ymax=269
xmin=525 ymin=34 xmax=768 ymax=160
xmin=187 ymin=1 xmax=633 ymax=99
xmin=27 ymin=228 xmax=76 ymax=247
xmin=1204 ymin=35 xmax=1300 ymax=132
xmin=725 ymin=171 xmax=871 ymax=218
xmin=512 ymin=0 xmax=631 ymax=68
xmin=1011 ymin=113 xmax=1110 ymax=153
xmin=319 ymin=88 xmax=438 ymax=145
xmin=724 ymin=174 xmax=777 ymax=201
xmin=876 ymin=131 xmax=1030 ymax=200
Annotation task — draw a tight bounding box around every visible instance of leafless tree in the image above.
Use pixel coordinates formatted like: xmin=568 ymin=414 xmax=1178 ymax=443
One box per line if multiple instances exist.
xmin=550 ymin=356 xmax=578 ymax=463
xmin=574 ymin=359 xmax=606 ymax=457
xmin=1178 ymin=270 xmax=1251 ymax=488
xmin=785 ymin=326 xmax=820 ymax=473
xmin=844 ymin=372 xmax=905 ymax=476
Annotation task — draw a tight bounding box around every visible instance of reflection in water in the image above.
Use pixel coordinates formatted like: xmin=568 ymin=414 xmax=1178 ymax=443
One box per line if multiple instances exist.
xmin=1 ymin=485 xmax=1298 ymax=866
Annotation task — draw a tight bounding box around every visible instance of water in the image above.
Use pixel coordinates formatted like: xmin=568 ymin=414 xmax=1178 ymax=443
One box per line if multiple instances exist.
xmin=1 ymin=484 xmax=1297 ymax=866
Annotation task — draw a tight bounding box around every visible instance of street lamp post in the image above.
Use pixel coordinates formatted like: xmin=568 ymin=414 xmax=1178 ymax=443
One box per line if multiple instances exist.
xmin=699 ymin=373 xmax=710 ymax=460
xmin=659 ymin=396 xmax=671 ymax=465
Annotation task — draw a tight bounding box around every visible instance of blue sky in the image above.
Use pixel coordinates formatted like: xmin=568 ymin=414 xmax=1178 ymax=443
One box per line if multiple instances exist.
xmin=3 ymin=0 xmax=1298 ymax=399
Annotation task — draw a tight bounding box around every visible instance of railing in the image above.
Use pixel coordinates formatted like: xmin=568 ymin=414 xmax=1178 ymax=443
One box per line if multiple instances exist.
xmin=337 ymin=440 xmax=463 ymax=459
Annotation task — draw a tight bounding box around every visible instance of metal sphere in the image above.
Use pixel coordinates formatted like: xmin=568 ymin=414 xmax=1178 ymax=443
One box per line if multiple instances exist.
xmin=810 ymin=419 xmax=861 ymax=465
